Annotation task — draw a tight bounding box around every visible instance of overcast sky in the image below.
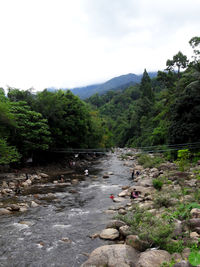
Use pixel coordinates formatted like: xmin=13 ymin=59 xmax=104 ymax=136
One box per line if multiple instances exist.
xmin=0 ymin=0 xmax=199 ymax=91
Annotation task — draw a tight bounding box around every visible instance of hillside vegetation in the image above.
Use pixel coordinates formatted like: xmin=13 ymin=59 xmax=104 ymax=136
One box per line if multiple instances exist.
xmin=86 ymin=37 xmax=200 ymax=153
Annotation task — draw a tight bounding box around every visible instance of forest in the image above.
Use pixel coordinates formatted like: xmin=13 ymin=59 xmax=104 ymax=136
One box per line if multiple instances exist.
xmin=0 ymin=36 xmax=200 ymax=165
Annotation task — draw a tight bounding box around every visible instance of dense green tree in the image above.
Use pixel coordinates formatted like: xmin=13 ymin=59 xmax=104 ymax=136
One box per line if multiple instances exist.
xmin=9 ymin=101 xmax=51 ymax=158
xmin=166 ymin=51 xmax=189 ymax=78
xmin=34 ymin=90 xmax=105 ymax=148
xmin=140 ymin=69 xmax=154 ymax=101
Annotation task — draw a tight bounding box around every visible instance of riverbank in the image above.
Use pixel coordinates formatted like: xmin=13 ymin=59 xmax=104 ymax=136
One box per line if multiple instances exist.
xmin=0 ymin=149 xmax=200 ymax=266
xmin=81 ymin=149 xmax=200 ymax=267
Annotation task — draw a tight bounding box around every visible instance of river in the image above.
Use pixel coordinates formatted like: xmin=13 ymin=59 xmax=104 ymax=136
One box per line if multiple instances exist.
xmin=0 ymin=151 xmax=132 ymax=267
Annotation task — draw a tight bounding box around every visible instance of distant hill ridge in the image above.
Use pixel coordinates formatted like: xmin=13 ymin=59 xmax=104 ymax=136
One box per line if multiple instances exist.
xmin=47 ymin=72 xmax=157 ymax=99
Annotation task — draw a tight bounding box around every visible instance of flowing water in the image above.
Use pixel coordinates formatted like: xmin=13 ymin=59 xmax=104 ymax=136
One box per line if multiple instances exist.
xmin=0 ymin=152 xmax=133 ymax=267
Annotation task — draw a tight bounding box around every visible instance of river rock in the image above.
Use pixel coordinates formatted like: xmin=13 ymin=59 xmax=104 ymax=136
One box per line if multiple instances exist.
xmin=190 ymin=208 xmax=200 ymax=218
xmin=1 ymin=188 xmax=13 ymax=195
xmin=19 ymin=206 xmax=28 ymax=212
xmin=138 ymin=201 xmax=154 ymax=209
xmin=61 ymin=237 xmax=71 ymax=243
xmin=105 ymin=210 xmax=117 ymax=214
xmin=122 ymin=185 xmax=130 ymax=190
xmin=181 ymin=248 xmax=191 ymax=259
xmin=118 ymin=209 xmax=127 ymax=215
xmin=2 ymin=181 xmax=8 ymax=188
xmin=39 ymin=173 xmax=49 ymax=178
xmin=99 ymin=228 xmax=119 ymax=240
xmin=171 ymin=252 xmax=182 ymax=262
xmin=118 ymin=190 xmax=129 ymax=197
xmin=89 ymin=233 xmax=99 ymax=239
xmin=136 ymin=178 xmax=153 ymax=187
xmin=188 ymin=218 xmax=200 ymax=230
xmin=113 ymin=197 xmax=125 ymax=203
xmin=137 ymin=249 xmax=171 ymax=267
xmin=81 ymin=244 xmax=139 ymax=267
xmin=9 ymin=204 xmax=20 ymax=211
xmin=173 ymin=219 xmax=183 ymax=238
xmin=126 ymin=235 xmax=149 ymax=252
xmin=158 ymin=162 xmax=177 ymax=171
xmin=173 ymin=261 xmax=193 ymax=267
xmin=0 ymin=208 xmax=12 ymax=215
xmin=119 ymin=225 xmax=131 ymax=237
xmin=19 ymin=221 xmax=34 ymax=226
xmin=71 ymin=179 xmax=79 ymax=184
xmin=31 ymin=201 xmax=39 ymax=207
xmin=106 ymin=220 xmax=126 ymax=229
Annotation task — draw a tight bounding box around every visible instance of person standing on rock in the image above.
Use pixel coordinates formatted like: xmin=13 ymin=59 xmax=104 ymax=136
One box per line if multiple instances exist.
xmin=131 ymin=170 xmax=135 ymax=179
xmin=84 ymin=169 xmax=89 ymax=176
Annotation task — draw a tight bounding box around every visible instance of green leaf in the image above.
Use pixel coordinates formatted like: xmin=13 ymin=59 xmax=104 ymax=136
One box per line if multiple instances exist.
xmin=188 ymin=251 xmax=200 ymax=266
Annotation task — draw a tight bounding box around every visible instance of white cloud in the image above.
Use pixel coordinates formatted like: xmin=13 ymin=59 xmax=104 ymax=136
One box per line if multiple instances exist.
xmin=0 ymin=0 xmax=199 ymax=90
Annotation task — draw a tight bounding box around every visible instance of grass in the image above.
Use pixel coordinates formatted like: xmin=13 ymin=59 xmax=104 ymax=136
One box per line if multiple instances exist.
xmin=136 ymin=153 xmax=165 ymax=168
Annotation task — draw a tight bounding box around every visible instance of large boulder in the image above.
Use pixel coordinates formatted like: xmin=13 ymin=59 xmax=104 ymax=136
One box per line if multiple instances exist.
xmin=188 ymin=218 xmax=200 ymax=230
xmin=126 ymin=235 xmax=149 ymax=252
xmin=99 ymin=228 xmax=119 ymax=240
xmin=81 ymin=244 xmax=139 ymax=267
xmin=0 ymin=208 xmax=11 ymax=215
xmin=137 ymin=249 xmax=171 ymax=267
xmin=173 ymin=261 xmax=193 ymax=267
xmin=190 ymin=208 xmax=200 ymax=219
xmin=106 ymin=220 xmax=126 ymax=229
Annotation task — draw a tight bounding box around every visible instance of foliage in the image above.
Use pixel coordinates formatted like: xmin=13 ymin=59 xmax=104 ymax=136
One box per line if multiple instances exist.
xmin=188 ymin=251 xmax=200 ymax=266
xmin=175 ymin=149 xmax=191 ymax=171
xmin=117 ymin=207 xmax=176 ymax=252
xmin=0 ymin=139 xmax=21 ymax=164
xmin=9 ymin=101 xmax=51 ymax=157
xmin=154 ymin=193 xmax=172 ymax=208
xmin=153 ymin=178 xmax=163 ymax=190
xmin=163 ymin=202 xmax=200 ymax=221
xmin=136 ymin=153 xmax=165 ymax=168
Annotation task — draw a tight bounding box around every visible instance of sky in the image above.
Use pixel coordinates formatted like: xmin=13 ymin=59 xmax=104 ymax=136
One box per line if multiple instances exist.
xmin=0 ymin=0 xmax=200 ymax=91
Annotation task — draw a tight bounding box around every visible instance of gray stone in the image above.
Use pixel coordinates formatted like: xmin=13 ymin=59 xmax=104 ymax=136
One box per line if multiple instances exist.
xmin=181 ymin=248 xmax=191 ymax=260
xmin=0 ymin=208 xmax=11 ymax=215
xmin=39 ymin=173 xmax=49 ymax=178
xmin=118 ymin=209 xmax=127 ymax=215
xmin=137 ymin=249 xmax=171 ymax=267
xmin=113 ymin=197 xmax=125 ymax=203
xmin=9 ymin=204 xmax=20 ymax=211
xmin=173 ymin=261 xmax=193 ymax=267
xmin=106 ymin=220 xmax=126 ymax=229
xmin=190 ymin=208 xmax=200 ymax=218
xmin=30 ymin=201 xmax=39 ymax=207
xmin=188 ymin=218 xmax=200 ymax=230
xmin=99 ymin=228 xmax=119 ymax=240
xmin=81 ymin=244 xmax=139 ymax=267
xmin=126 ymin=235 xmax=149 ymax=252
xmin=173 ymin=220 xmax=183 ymax=238
xmin=119 ymin=225 xmax=132 ymax=237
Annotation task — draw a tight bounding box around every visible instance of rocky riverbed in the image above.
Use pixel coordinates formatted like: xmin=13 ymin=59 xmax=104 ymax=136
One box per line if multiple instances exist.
xmin=0 ymin=149 xmax=200 ymax=267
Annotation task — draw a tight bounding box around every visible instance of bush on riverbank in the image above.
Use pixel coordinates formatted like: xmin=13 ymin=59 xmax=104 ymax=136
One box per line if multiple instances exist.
xmin=136 ymin=153 xmax=165 ymax=168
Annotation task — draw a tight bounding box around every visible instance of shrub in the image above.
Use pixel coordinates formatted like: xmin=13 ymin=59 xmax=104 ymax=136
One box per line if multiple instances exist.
xmin=116 ymin=208 xmax=175 ymax=250
xmin=153 ymin=179 xmax=163 ymax=190
xmin=176 ymin=149 xmax=190 ymax=171
xmin=136 ymin=153 xmax=165 ymax=168
xmin=154 ymin=194 xmax=172 ymax=208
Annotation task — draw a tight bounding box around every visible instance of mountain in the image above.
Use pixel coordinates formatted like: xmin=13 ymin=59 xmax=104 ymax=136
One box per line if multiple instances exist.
xmin=47 ymin=72 xmax=157 ymax=99
xmin=70 ymin=72 xmax=157 ymax=99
